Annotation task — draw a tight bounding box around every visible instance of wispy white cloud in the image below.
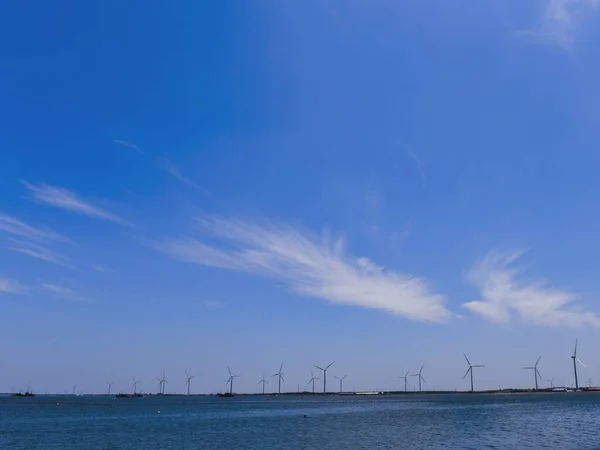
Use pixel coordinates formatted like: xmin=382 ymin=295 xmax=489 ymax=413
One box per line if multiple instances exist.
xmin=164 ymin=160 xmax=211 ymax=195
xmin=8 ymin=239 xmax=70 ymax=267
xmin=524 ymin=0 xmax=600 ymax=49
xmin=463 ymin=250 xmax=600 ymax=327
xmin=22 ymin=181 xmax=132 ymax=226
xmin=0 ymin=278 xmax=28 ymax=294
xmin=156 ymin=216 xmax=450 ymax=322
xmin=114 ymin=139 xmax=143 ymax=154
xmin=203 ymin=300 xmax=225 ymax=308
xmin=92 ymin=264 xmax=110 ymax=272
xmin=41 ymin=283 xmax=90 ymax=302
xmin=405 ymin=148 xmax=425 ymax=183
xmin=0 ymin=215 xmax=68 ymax=242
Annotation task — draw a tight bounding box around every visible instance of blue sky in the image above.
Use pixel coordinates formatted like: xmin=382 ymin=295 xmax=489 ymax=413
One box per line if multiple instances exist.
xmin=2 ymin=0 xmax=600 ymax=394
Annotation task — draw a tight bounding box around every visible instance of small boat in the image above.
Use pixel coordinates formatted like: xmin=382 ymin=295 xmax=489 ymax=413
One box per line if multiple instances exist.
xmin=13 ymin=392 xmax=35 ymax=397
xmin=217 ymin=393 xmax=234 ymax=398
xmin=115 ymin=393 xmax=143 ymax=398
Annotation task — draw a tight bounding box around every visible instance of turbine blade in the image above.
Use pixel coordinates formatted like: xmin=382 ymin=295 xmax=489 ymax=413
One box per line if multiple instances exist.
xmin=314 ymin=365 xmax=324 ymax=371
xmin=326 ymin=361 xmax=335 ymax=370
xmin=522 ymin=367 xmax=534 ymax=370
xmin=279 ymin=362 xmax=284 ymax=372
xmin=420 ymin=364 xmax=424 ymax=374
xmin=473 ymin=365 xmax=485 ymax=368
xmin=463 ymin=367 xmax=471 ymax=379
xmin=463 ymin=353 xmax=471 ymax=366
xmin=421 ymin=376 xmax=426 ymax=383
xmin=535 ymin=356 xmax=541 ymax=367
xmin=577 ymin=358 xmax=586 ymax=368
xmin=281 ymin=376 xmax=285 ymax=383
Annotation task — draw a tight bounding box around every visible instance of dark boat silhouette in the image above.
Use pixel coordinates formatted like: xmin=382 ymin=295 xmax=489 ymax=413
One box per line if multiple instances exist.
xmin=115 ymin=393 xmax=143 ymax=398
xmin=13 ymin=391 xmax=35 ymax=397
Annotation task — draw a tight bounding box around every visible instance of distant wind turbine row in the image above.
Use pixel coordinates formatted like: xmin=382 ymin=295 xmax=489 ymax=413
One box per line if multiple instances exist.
xmin=11 ymin=340 xmax=590 ymax=395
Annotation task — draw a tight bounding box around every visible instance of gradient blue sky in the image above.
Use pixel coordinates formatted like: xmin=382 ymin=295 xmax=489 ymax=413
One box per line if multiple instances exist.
xmin=2 ymin=0 xmax=600 ymax=394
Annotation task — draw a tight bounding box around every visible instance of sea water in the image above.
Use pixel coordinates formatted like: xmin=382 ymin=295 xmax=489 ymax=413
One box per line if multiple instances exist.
xmin=2 ymin=393 xmax=600 ymax=449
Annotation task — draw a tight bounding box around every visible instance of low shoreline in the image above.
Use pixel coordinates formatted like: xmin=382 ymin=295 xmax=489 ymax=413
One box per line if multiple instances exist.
xmin=4 ymin=388 xmax=600 ymax=398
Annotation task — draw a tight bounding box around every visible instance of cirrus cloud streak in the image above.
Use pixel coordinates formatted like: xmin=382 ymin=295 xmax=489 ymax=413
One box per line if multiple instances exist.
xmin=463 ymin=250 xmax=600 ymax=327
xmin=156 ymin=216 xmax=450 ymax=322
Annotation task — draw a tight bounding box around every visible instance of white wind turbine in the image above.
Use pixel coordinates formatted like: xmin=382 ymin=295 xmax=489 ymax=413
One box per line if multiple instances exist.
xmin=308 ymin=371 xmax=320 ymax=394
xmin=334 ymin=375 xmax=347 ymax=393
xmin=398 ymin=370 xmax=410 ymax=392
xmin=185 ymin=371 xmax=195 ymax=396
xmin=314 ymin=361 xmax=335 ymax=394
xmin=522 ymin=357 xmax=542 ymax=390
xmin=271 ymin=363 xmax=284 ymax=395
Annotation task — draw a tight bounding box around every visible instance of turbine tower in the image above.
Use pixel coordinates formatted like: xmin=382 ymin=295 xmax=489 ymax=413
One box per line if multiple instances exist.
xmin=314 ymin=361 xmax=335 ymax=394
xmin=522 ymin=357 xmax=542 ymax=390
xmin=226 ymin=367 xmax=240 ymax=395
xmin=185 ymin=371 xmax=195 ymax=396
xmin=258 ymin=374 xmax=268 ymax=394
xmin=410 ymin=365 xmax=426 ymax=392
xmin=161 ymin=373 xmax=168 ymax=394
xmin=334 ymin=375 xmax=347 ymax=393
xmin=271 ymin=363 xmax=284 ymax=394
xmin=463 ymin=354 xmax=484 ymax=392
xmin=398 ymin=370 xmax=410 ymax=392
xmin=571 ymin=339 xmax=586 ymax=390
xmin=308 ymin=371 xmax=320 ymax=394
xmin=132 ymin=377 xmax=141 ymax=395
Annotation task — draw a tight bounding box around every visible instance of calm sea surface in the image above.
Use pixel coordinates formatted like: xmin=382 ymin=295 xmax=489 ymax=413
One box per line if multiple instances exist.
xmin=2 ymin=393 xmax=600 ymax=449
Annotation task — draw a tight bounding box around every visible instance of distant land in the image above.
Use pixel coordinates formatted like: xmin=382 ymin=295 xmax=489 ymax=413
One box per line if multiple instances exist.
xmin=4 ymin=387 xmax=600 ymax=397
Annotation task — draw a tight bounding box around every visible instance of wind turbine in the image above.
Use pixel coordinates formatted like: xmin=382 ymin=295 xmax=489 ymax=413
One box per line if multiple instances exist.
xmin=132 ymin=377 xmax=141 ymax=395
xmin=163 ymin=374 xmax=169 ymax=394
xmin=410 ymin=365 xmax=426 ymax=392
xmin=72 ymin=384 xmax=76 ymax=396
xmin=271 ymin=363 xmax=284 ymax=394
xmin=107 ymin=382 xmax=114 ymax=395
xmin=398 ymin=370 xmax=410 ymax=392
xmin=308 ymin=371 xmax=320 ymax=394
xmin=314 ymin=361 xmax=335 ymax=394
xmin=522 ymin=356 xmax=542 ymax=390
xmin=588 ymin=378 xmax=593 ymax=388
xmin=547 ymin=378 xmax=555 ymax=389
xmin=463 ymin=354 xmax=484 ymax=392
xmin=185 ymin=371 xmax=195 ymax=396
xmin=258 ymin=373 xmax=268 ymax=394
xmin=226 ymin=367 xmax=240 ymax=395
xmin=571 ymin=339 xmax=586 ymax=390
xmin=156 ymin=373 xmax=166 ymax=394
xmin=334 ymin=375 xmax=347 ymax=393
